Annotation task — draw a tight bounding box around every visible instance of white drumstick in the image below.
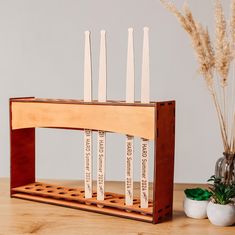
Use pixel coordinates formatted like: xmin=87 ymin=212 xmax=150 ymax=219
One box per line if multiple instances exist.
xmin=125 ymin=28 xmax=135 ymax=206
xmin=97 ymin=30 xmax=107 ymax=201
xmin=140 ymin=27 xmax=150 ymax=208
xmin=84 ymin=30 xmax=93 ymax=199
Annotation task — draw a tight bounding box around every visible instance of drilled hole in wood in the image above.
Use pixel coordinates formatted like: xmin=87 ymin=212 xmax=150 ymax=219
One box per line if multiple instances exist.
xmin=110 ymin=200 xmax=119 ymax=203
xmin=46 ymin=185 xmax=53 ymax=188
xmin=57 ymin=187 xmax=64 ymax=190
xmin=71 ymin=194 xmax=80 ymax=197
xmin=80 ymin=190 xmax=85 ymax=193
xmin=34 ymin=184 xmax=42 ymax=186
xmin=138 ymin=204 xmax=150 ymax=208
xmin=12 ymin=182 xmax=154 ymax=218
xmin=25 ymin=187 xmax=32 ymax=190
xmin=58 ymin=192 xmax=66 ymax=195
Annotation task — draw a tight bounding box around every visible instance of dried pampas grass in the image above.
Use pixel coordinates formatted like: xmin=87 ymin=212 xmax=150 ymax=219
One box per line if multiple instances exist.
xmin=215 ymin=0 xmax=231 ymax=86
xmin=231 ymin=0 xmax=235 ymax=50
xmin=160 ymin=0 xmax=214 ymax=87
xmin=160 ymin=0 xmax=235 ymax=153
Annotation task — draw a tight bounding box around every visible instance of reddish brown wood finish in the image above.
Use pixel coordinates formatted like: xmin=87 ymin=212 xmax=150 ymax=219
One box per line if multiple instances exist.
xmin=9 ymin=97 xmax=175 ymax=224
xmin=10 ymin=98 xmax=35 ymax=195
xmin=152 ymin=101 xmax=175 ymax=224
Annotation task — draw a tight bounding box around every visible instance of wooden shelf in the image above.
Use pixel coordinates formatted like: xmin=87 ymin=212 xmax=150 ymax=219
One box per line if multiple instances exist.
xmin=10 ymin=97 xmax=175 ymax=224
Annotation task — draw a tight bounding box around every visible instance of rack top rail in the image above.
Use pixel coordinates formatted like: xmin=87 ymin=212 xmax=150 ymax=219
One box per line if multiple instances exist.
xmin=11 ymin=98 xmax=174 ymax=140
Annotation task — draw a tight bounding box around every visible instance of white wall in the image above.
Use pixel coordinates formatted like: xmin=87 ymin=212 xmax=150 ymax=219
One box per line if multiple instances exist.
xmin=0 ymin=0 xmax=229 ymax=183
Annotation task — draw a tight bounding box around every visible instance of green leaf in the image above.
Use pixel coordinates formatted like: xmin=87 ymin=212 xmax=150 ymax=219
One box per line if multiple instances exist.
xmin=207 ymin=175 xmax=235 ymax=204
xmin=184 ymin=188 xmax=212 ymax=201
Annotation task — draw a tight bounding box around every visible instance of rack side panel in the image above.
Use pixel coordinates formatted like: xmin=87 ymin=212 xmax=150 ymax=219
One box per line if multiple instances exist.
xmin=152 ymin=101 xmax=175 ymax=224
xmin=10 ymin=99 xmax=35 ymax=195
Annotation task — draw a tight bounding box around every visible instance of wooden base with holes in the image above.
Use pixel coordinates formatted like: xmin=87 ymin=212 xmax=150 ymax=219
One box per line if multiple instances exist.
xmin=9 ymin=97 xmax=175 ymax=224
xmin=12 ymin=182 xmax=153 ymax=222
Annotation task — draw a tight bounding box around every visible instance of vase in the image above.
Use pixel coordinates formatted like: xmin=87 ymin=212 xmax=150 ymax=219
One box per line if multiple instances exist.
xmin=183 ymin=197 xmax=209 ymax=219
xmin=207 ymin=201 xmax=235 ymax=226
xmin=215 ymin=152 xmax=235 ymax=184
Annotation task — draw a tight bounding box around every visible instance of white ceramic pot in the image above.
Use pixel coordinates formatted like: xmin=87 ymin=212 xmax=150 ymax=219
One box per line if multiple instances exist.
xmin=183 ymin=197 xmax=209 ymax=219
xmin=207 ymin=201 xmax=235 ymax=226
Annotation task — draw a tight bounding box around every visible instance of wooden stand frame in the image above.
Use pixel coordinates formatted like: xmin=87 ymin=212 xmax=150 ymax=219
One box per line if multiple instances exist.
xmin=10 ymin=97 xmax=175 ymax=224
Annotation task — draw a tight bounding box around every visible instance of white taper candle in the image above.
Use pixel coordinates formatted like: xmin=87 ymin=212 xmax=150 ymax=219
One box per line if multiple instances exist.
xmin=97 ymin=30 xmax=107 ymax=201
xmin=125 ymin=27 xmax=135 ymax=206
xmin=84 ymin=30 xmax=93 ymax=199
xmin=140 ymin=27 xmax=150 ymax=209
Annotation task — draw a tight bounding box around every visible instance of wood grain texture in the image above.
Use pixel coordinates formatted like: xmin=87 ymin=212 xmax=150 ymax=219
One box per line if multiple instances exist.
xmin=12 ymin=193 xmax=152 ymax=222
xmin=11 ymin=101 xmax=155 ymax=139
xmin=12 ymin=181 xmax=153 ymax=215
xmin=1 ymin=179 xmax=234 ymax=235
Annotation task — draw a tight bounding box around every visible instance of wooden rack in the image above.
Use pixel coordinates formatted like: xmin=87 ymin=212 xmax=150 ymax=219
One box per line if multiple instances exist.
xmin=10 ymin=97 xmax=175 ymax=224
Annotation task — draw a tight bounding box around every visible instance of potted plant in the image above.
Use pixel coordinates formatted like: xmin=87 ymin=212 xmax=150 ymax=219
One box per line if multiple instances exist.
xmin=183 ymin=188 xmax=212 ymax=219
xmin=207 ymin=175 xmax=235 ymax=226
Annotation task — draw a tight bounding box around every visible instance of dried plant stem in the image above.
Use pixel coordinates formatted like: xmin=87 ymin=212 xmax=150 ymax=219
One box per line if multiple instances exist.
xmin=231 ymin=71 xmax=235 ymax=151
xmin=231 ymin=62 xmax=235 ymax=152
xmin=233 ymin=125 xmax=235 ymax=152
xmin=222 ymin=87 xmax=228 ymax=141
xmin=230 ymin=0 xmax=235 ymax=153
xmin=231 ymin=114 xmax=235 ymax=151
xmin=231 ymin=0 xmax=235 ymax=46
xmin=211 ymin=87 xmax=229 ymax=151
xmin=160 ymin=0 xmax=234 ymax=154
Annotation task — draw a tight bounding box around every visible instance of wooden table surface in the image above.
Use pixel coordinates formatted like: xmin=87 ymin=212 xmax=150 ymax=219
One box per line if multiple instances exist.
xmin=0 ymin=178 xmax=234 ymax=235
